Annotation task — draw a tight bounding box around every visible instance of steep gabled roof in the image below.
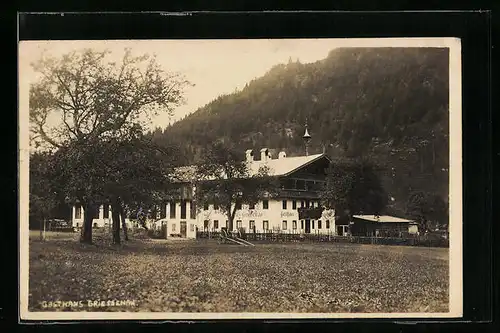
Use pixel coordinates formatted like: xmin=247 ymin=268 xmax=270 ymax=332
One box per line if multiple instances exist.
xmin=247 ymin=153 xmax=327 ymax=177
xmin=171 ymin=153 xmax=330 ymax=183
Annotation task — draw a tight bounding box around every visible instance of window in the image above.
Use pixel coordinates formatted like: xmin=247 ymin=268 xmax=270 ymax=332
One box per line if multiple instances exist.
xmin=263 ymin=220 xmax=269 ymax=230
xmin=318 ymin=220 xmax=322 ymax=229
xmin=190 ymin=201 xmax=196 ymax=219
xmin=214 ymin=203 xmax=219 ymax=210
xmin=214 ymin=220 xmax=219 ymax=229
xmin=249 ymin=203 xmax=255 ymax=210
xmin=312 ymin=220 xmax=315 ymax=229
xmin=172 ymin=223 xmax=176 ymax=232
xmin=282 ymin=200 xmax=287 ymax=210
xmin=282 ymin=220 xmax=287 ymax=230
xmin=170 ymin=202 xmax=176 ymax=218
xmin=301 ymin=201 xmax=305 ymax=208
xmin=203 ymin=203 xmax=209 ymax=210
xmin=204 ymin=220 xmax=209 ymax=229
xmin=296 ymin=180 xmax=305 ymax=190
xmin=249 ymin=220 xmax=255 ymax=230
xmin=305 ymin=200 xmax=310 ymax=208
xmin=236 ymin=220 xmax=242 ymax=229
xmin=292 ymin=220 xmax=297 ymax=229
xmin=301 ymin=220 xmax=304 ymax=229
xmin=180 ymin=200 xmax=187 ymax=219
xmin=263 ymin=200 xmax=269 ymax=209
xmin=160 ymin=203 xmax=166 ymax=219
xmin=103 ymin=204 xmax=109 ymax=219
xmin=326 ymin=220 xmax=330 ymax=229
xmin=292 ymin=200 xmax=297 ymax=209
xmin=75 ymin=205 xmax=82 ymax=219
xmin=236 ymin=202 xmax=242 ymax=210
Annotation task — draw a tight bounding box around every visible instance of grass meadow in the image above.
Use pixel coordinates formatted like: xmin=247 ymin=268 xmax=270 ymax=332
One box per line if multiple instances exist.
xmin=27 ymin=230 xmax=449 ymax=313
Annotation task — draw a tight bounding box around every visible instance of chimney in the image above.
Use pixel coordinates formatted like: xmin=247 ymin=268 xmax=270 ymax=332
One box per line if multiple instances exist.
xmin=245 ymin=149 xmax=254 ymax=162
xmin=278 ymin=151 xmax=287 ymax=159
xmin=260 ymin=148 xmax=269 ymax=162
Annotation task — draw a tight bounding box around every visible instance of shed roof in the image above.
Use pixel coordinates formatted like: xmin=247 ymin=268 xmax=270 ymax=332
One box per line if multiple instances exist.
xmin=352 ymin=215 xmax=413 ymax=223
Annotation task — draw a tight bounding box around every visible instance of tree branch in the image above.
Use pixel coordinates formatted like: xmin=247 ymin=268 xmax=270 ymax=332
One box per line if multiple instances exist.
xmin=36 ymin=122 xmax=62 ymax=148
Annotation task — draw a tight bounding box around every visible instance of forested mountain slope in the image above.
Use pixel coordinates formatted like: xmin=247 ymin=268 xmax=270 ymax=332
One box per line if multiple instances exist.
xmin=151 ymin=47 xmax=450 ymax=215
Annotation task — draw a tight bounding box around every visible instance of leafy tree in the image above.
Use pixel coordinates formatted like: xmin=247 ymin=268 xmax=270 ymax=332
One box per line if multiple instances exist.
xmin=405 ymin=191 xmax=448 ymax=233
xmin=320 ymin=158 xmax=388 ymax=224
xmin=98 ymin=133 xmax=179 ymax=244
xmin=49 ymin=131 xmax=179 ymax=244
xmin=29 ymin=152 xmax=59 ymax=240
xmin=29 ymin=48 xmax=191 ymax=243
xmin=49 ymin=139 xmax=107 ymax=243
xmin=194 ymin=141 xmax=279 ymax=232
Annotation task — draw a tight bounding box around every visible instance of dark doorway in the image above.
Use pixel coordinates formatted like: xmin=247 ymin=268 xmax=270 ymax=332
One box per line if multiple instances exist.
xmin=337 ymin=225 xmax=344 ymax=236
xmin=305 ymin=219 xmax=311 ymax=234
xmin=180 ymin=221 xmax=187 ymax=238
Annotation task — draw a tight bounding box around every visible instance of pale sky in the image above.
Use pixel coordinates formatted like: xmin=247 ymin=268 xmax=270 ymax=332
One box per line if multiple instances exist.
xmin=19 ymin=39 xmax=341 ymax=129
xmin=19 ymin=38 xmax=458 ymax=130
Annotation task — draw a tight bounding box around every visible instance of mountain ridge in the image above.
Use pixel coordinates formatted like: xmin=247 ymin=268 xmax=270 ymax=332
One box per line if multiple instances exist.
xmin=150 ymin=47 xmax=450 ymax=215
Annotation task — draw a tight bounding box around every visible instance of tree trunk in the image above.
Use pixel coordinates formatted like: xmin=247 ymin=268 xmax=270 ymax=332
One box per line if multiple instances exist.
xmin=80 ymin=204 xmax=94 ymax=244
xmin=119 ymin=204 xmax=129 ymax=241
xmin=226 ymin=204 xmax=234 ymax=233
xmin=39 ymin=218 xmax=44 ymax=241
xmin=432 ymin=141 xmax=436 ymax=166
xmin=111 ymin=203 xmax=121 ymax=245
xmin=227 ymin=216 xmax=233 ymax=234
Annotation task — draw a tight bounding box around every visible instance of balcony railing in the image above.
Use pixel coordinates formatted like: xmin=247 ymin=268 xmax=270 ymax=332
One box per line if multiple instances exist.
xmin=279 ymin=189 xmax=321 ymax=198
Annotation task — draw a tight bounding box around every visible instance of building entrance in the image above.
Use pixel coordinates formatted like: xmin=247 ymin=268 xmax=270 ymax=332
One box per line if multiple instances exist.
xmin=305 ymin=219 xmax=311 ymax=234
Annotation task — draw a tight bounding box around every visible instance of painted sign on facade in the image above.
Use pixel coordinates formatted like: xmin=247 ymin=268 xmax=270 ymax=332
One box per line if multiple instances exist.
xmin=235 ymin=210 xmax=264 ymax=219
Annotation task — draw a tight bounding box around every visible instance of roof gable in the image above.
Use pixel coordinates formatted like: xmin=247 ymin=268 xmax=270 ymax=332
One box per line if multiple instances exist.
xmin=247 ymin=153 xmax=329 ymax=177
xmin=171 ymin=153 xmax=330 ymax=183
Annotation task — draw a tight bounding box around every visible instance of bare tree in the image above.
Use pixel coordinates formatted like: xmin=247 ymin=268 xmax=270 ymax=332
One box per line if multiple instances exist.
xmin=29 ymin=48 xmax=191 ymax=243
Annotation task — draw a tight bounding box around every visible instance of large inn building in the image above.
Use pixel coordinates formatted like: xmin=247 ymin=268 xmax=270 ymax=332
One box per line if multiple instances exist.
xmin=71 ymin=148 xmax=341 ymax=239
xmin=71 ymin=125 xmax=347 ymax=238
xmin=70 ymin=126 xmax=416 ymax=239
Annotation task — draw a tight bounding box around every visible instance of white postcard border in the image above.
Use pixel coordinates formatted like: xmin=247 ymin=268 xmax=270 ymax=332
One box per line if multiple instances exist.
xmin=18 ymin=37 xmax=462 ymax=321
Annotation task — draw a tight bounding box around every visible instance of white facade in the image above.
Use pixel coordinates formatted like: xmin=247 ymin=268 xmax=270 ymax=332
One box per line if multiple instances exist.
xmin=71 ymin=204 xmax=135 ymax=229
xmin=70 ymin=150 xmax=336 ymax=239
xmin=70 ymin=199 xmax=337 ymax=239
xmin=163 ymin=198 xmax=336 ymax=239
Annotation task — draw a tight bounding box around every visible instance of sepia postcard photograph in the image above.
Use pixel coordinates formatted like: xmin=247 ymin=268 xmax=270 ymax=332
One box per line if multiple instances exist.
xmin=18 ymin=37 xmax=462 ymax=320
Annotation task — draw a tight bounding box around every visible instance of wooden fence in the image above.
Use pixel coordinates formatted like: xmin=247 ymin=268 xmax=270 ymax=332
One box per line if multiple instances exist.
xmin=196 ymin=231 xmax=449 ymax=248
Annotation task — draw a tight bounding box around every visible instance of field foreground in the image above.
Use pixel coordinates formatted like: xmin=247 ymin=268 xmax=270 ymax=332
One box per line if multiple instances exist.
xmin=28 ymin=231 xmax=449 ymax=313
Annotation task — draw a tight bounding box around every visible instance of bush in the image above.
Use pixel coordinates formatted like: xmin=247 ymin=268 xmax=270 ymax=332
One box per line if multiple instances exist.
xmin=147 ymin=228 xmax=165 ymax=239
